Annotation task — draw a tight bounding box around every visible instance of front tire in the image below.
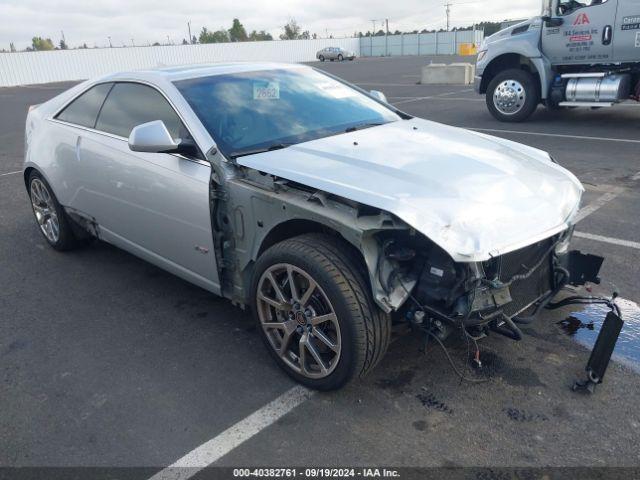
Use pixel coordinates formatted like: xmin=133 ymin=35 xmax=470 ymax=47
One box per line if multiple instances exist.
xmin=338 ymin=54 xmax=344 ymax=61
xmin=251 ymin=234 xmax=391 ymax=391
xmin=319 ymin=55 xmax=325 ymax=62
xmin=486 ymin=69 xmax=539 ymax=122
xmin=28 ymin=170 xmax=80 ymax=251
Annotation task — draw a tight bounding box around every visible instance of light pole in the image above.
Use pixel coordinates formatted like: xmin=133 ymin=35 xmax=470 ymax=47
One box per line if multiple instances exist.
xmin=108 ymin=36 xmax=112 ymax=48
xmin=188 ymin=21 xmax=192 ymax=44
xmin=444 ymin=3 xmax=452 ymax=31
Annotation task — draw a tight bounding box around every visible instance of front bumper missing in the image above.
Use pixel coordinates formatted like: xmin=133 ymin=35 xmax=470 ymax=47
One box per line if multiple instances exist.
xmin=423 ymin=250 xmax=624 ymax=391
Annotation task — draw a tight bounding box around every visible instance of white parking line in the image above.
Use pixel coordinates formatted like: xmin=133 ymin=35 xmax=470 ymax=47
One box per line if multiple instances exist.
xmin=392 ymin=90 xmax=476 ymax=106
xmin=148 ymin=386 xmax=314 ymax=480
xmin=574 ymin=187 xmax=625 ymax=223
xmin=0 ymin=170 xmax=21 ymax=177
xmin=468 ymin=128 xmax=640 ymax=144
xmin=575 ymin=231 xmax=640 ymax=250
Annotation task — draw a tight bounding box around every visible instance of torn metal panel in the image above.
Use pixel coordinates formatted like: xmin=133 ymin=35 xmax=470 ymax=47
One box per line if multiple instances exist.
xmin=215 ymin=164 xmax=414 ymax=312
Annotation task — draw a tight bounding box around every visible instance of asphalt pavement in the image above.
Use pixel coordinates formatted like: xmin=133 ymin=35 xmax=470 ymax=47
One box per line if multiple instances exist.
xmin=1 ymin=55 xmax=639 ymax=475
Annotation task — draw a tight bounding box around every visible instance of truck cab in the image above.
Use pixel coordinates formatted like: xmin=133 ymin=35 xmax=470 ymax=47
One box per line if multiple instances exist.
xmin=475 ymin=0 xmax=640 ymax=121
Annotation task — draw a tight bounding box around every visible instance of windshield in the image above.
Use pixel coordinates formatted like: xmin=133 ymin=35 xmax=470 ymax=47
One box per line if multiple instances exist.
xmin=174 ymin=68 xmax=401 ymax=158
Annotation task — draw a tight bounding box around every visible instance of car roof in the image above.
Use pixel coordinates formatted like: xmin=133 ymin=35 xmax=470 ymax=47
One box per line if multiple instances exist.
xmin=96 ymin=62 xmax=309 ymax=84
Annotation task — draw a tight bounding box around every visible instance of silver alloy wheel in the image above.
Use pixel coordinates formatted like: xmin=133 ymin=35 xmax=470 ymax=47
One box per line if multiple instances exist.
xmin=493 ymin=79 xmax=526 ymax=115
xmin=30 ymin=178 xmax=60 ymax=243
xmin=257 ymin=263 xmax=341 ymax=379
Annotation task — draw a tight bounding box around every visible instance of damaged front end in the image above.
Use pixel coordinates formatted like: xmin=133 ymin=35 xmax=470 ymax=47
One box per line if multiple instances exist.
xmin=375 ymin=225 xmax=624 ymax=391
xmin=376 ymin=227 xmax=608 ymax=342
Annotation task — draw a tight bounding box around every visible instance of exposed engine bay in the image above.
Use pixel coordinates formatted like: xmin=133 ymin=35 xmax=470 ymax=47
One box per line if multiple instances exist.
xmin=372 ymin=226 xmax=605 ymax=344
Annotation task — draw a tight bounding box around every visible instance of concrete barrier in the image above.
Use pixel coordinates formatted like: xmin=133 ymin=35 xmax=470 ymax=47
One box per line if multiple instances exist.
xmin=420 ymin=63 xmax=475 ymax=85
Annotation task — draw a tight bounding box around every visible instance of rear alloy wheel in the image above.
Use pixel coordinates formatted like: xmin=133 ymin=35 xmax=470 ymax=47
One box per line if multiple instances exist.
xmin=28 ymin=171 xmax=80 ymax=251
xmin=252 ymin=234 xmax=390 ymax=390
xmin=486 ymin=69 xmax=539 ymax=122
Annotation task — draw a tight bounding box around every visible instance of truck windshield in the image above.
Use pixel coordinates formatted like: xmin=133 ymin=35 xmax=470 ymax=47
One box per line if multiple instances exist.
xmin=174 ymin=68 xmax=400 ymax=158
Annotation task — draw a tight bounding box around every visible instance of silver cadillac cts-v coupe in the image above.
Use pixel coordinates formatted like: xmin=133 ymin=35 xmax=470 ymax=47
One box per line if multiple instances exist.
xmin=24 ymin=63 xmax=605 ymax=390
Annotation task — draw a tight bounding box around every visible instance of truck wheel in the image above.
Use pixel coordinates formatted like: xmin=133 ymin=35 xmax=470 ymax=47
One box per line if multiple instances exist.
xmin=251 ymin=234 xmax=391 ymax=391
xmin=28 ymin=170 xmax=80 ymax=251
xmin=487 ymin=69 xmax=539 ymax=122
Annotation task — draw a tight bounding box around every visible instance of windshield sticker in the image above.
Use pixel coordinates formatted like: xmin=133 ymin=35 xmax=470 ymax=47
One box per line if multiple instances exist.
xmin=318 ymin=82 xmax=356 ymax=99
xmin=253 ymin=82 xmax=280 ymax=100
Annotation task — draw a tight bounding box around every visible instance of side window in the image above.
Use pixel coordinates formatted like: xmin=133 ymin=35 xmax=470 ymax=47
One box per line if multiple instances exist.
xmin=557 ymin=0 xmax=608 ymax=16
xmin=55 ymin=83 xmax=113 ymax=128
xmin=95 ymin=83 xmax=185 ymax=139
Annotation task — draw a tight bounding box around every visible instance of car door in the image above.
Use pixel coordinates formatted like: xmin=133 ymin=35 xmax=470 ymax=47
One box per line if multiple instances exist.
xmin=76 ymin=82 xmax=220 ymax=292
xmin=51 ymin=83 xmax=114 ymax=206
xmin=542 ymin=0 xmax=618 ymax=64
xmin=614 ymin=0 xmax=640 ymax=62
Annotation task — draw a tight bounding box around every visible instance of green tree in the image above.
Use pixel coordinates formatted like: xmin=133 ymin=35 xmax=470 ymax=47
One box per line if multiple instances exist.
xmin=31 ymin=37 xmax=55 ymax=51
xmin=280 ymin=18 xmax=301 ymax=40
xmin=228 ymin=18 xmax=248 ymax=42
xmin=475 ymin=21 xmax=502 ymax=36
xmin=248 ymin=30 xmax=273 ymax=41
xmin=59 ymin=39 xmax=68 ymax=50
xmin=199 ymin=27 xmax=229 ymax=44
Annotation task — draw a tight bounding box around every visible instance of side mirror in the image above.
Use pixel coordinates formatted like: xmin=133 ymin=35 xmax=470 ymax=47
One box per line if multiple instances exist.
xmin=369 ymin=90 xmax=388 ymax=103
xmin=541 ymin=16 xmax=564 ymax=27
xmin=128 ymin=120 xmax=180 ymax=153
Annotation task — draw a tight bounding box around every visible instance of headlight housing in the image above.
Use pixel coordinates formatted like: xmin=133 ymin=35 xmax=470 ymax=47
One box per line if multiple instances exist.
xmin=477 ymin=50 xmax=487 ymax=62
xmin=555 ymin=226 xmax=575 ymax=255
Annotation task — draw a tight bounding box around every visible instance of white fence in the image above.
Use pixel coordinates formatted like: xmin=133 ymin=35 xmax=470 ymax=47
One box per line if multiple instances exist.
xmin=0 ymin=38 xmax=361 ymax=87
xmin=360 ymin=30 xmax=484 ymax=57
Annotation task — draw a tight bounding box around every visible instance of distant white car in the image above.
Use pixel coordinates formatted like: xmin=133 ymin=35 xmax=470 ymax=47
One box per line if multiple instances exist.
xmin=24 ymin=62 xmax=602 ymax=391
xmin=316 ymin=47 xmax=356 ymax=62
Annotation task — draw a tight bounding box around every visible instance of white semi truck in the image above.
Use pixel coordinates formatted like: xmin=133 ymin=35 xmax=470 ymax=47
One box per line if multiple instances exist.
xmin=475 ymin=0 xmax=640 ymax=121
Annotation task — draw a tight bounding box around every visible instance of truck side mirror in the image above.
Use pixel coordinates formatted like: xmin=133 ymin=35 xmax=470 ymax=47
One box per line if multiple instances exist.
xmin=541 ymin=16 xmax=564 ymax=27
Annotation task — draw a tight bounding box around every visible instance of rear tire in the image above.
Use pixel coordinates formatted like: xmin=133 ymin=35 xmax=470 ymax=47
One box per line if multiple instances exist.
xmin=486 ymin=69 xmax=539 ymax=122
xmin=319 ymin=55 xmax=325 ymax=62
xmin=338 ymin=54 xmax=344 ymax=61
xmin=28 ymin=170 xmax=80 ymax=251
xmin=251 ymin=234 xmax=391 ymax=391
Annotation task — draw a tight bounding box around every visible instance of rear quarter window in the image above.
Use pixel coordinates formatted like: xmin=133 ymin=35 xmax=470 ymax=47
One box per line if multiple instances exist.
xmin=55 ymin=83 xmax=113 ymax=128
